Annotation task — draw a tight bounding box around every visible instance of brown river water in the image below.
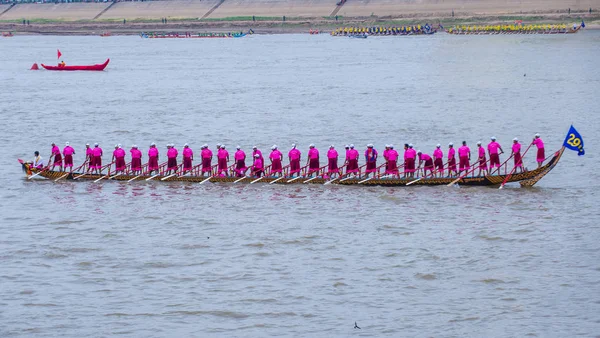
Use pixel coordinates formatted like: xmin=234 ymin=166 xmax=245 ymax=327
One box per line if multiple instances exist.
xmin=1 ymin=32 xmax=599 ymax=337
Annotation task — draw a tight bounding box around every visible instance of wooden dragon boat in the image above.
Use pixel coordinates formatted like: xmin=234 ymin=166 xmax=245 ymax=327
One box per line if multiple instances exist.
xmin=18 ymin=148 xmax=564 ymax=187
xmin=446 ymin=24 xmax=583 ymax=35
xmin=41 ymin=59 xmax=110 ymax=71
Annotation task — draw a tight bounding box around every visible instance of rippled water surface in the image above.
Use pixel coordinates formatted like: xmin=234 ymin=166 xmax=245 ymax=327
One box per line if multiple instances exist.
xmin=1 ymin=32 xmax=599 ymax=337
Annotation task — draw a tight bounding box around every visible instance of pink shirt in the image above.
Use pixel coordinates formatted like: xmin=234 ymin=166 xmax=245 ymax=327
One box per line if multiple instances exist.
xmin=383 ymin=149 xmax=389 ymax=160
xmin=270 ymin=150 xmax=282 ymax=160
xmin=347 ymin=149 xmax=359 ymax=160
xmin=308 ymin=148 xmax=319 ymax=159
xmin=51 ymin=145 xmax=60 ymax=156
xmin=458 ymin=145 xmax=470 ymax=157
xmin=130 ymin=149 xmax=142 ymax=159
xmin=533 ymin=138 xmax=544 ymax=149
xmin=404 ymin=149 xmax=416 ymax=159
xmin=202 ymin=148 xmax=213 ymax=159
xmin=512 ymin=143 xmax=521 ymax=153
xmin=487 ymin=141 xmax=501 ymax=154
xmin=387 ymin=149 xmax=398 ymax=161
xmin=418 ymin=153 xmax=431 ymax=161
xmin=183 ymin=148 xmax=193 ymax=158
xmin=478 ymin=147 xmax=486 ymax=158
xmin=63 ymin=146 xmax=74 ymax=156
xmin=86 ymin=147 xmax=93 ymax=158
xmin=148 ymin=147 xmax=159 ymax=157
xmin=217 ymin=149 xmax=229 ymax=159
xmin=234 ymin=150 xmax=245 ymax=161
xmin=448 ymin=148 xmax=455 ymax=159
xmin=92 ymin=147 xmax=103 ymax=157
xmin=288 ymin=148 xmax=301 ymax=160
xmin=253 ymin=149 xmax=263 ymax=159
xmin=253 ymin=157 xmax=263 ymax=169
xmin=327 ymin=149 xmax=338 ymax=159
xmin=113 ymin=148 xmax=125 ymax=158
xmin=167 ymin=148 xmax=178 ymax=159
xmin=433 ymin=148 xmax=443 ymax=159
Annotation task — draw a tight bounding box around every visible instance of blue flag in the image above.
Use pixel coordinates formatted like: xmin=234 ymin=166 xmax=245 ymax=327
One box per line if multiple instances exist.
xmin=563 ymin=125 xmax=585 ymax=156
xmin=581 ymin=20 xmax=586 ymax=28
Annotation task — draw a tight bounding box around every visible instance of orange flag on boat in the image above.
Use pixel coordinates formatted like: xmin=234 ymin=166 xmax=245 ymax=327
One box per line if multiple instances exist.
xmin=57 ymin=49 xmax=62 ymax=60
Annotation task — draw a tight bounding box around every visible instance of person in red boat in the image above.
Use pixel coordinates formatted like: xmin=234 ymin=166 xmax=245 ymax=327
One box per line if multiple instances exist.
xmin=166 ymin=144 xmax=178 ymax=175
xmin=130 ymin=145 xmax=142 ymax=174
xmin=532 ymin=133 xmax=545 ymax=168
xmin=112 ymin=144 xmax=126 ymax=173
xmin=148 ymin=142 xmax=159 ymax=175
xmin=269 ymin=145 xmax=283 ymax=177
xmin=182 ymin=144 xmax=193 ymax=174
xmin=63 ymin=142 xmax=75 ymax=172
xmin=252 ymin=154 xmax=264 ymax=177
xmin=50 ymin=142 xmax=62 ymax=172
xmin=58 ymin=61 xmax=66 ymax=67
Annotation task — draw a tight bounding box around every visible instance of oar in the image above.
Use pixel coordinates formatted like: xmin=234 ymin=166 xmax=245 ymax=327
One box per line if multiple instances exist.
xmin=160 ymin=173 xmax=177 ymax=181
xmin=323 ymin=176 xmax=339 ymax=185
xmin=127 ymin=175 xmax=142 ymax=183
xmin=358 ymin=177 xmax=372 ymax=184
xmin=406 ymin=177 xmax=423 ymax=186
xmin=233 ymin=176 xmax=248 ymax=183
xmin=447 ymin=160 xmax=481 ymax=187
xmin=73 ymin=172 xmax=89 ymax=180
xmin=303 ymin=175 xmax=320 ymax=184
xmin=93 ymin=174 xmax=109 ymax=183
xmin=199 ymin=176 xmax=214 ymax=185
xmin=54 ymin=173 xmax=69 ymax=182
xmin=109 ymin=173 xmax=122 ymax=180
xmin=340 ymin=174 xmax=356 ymax=182
xmin=250 ymin=176 xmax=264 ymax=184
xmin=287 ymin=176 xmax=304 ymax=183
xmin=145 ymin=173 xmax=161 ymax=181
xmin=28 ymin=168 xmax=49 ymax=180
xmin=269 ymin=176 xmax=285 ymax=185
xmin=499 ymin=143 xmax=533 ymax=189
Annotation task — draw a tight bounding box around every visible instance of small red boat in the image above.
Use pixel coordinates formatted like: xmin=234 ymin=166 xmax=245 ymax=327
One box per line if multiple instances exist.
xmin=41 ymin=59 xmax=110 ymax=71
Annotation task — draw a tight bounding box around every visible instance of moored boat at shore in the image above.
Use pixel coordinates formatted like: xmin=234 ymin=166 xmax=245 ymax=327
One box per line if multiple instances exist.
xmin=446 ymin=22 xmax=584 ymax=35
xmin=41 ymin=59 xmax=110 ymax=71
xmin=141 ymin=31 xmax=249 ymax=39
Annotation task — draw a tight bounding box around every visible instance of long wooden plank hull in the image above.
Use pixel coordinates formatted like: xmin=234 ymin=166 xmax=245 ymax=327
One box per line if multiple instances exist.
xmin=21 ymin=149 xmax=563 ymax=187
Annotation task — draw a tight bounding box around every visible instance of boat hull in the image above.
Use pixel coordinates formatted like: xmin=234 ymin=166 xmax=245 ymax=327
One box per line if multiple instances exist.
xmin=41 ymin=59 xmax=110 ymax=71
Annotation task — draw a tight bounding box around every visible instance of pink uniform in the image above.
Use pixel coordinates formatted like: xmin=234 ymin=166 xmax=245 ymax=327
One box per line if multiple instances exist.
xmin=364 ymin=148 xmax=378 ymax=173
xmin=308 ymin=148 xmax=320 ymax=172
xmin=167 ymin=147 xmax=178 ymax=170
xmin=458 ymin=145 xmax=470 ymax=171
xmin=183 ymin=147 xmax=193 ymax=171
xmin=114 ymin=148 xmax=126 ymax=171
xmin=217 ymin=148 xmax=229 ymax=174
xmin=289 ymin=148 xmax=301 ymax=174
xmin=51 ymin=145 xmax=62 ymax=167
xmin=234 ymin=150 xmax=246 ymax=176
xmin=447 ymin=147 xmax=456 ymax=172
xmin=327 ymin=149 xmax=339 ymax=173
xmin=478 ymin=146 xmax=487 ymax=169
xmin=201 ymin=148 xmax=213 ymax=173
xmin=404 ymin=148 xmax=416 ymax=173
xmin=92 ymin=147 xmax=103 ymax=169
xmin=433 ymin=148 xmax=444 ymax=173
xmin=253 ymin=149 xmax=263 ymax=162
xmin=419 ymin=153 xmax=434 ymax=173
xmin=346 ymin=149 xmax=359 ymax=173
xmin=253 ymin=157 xmax=264 ymax=177
xmin=512 ymin=143 xmax=522 ymax=167
xmin=533 ymin=138 xmax=545 ymax=163
xmin=130 ymin=148 xmax=142 ymax=171
xmin=63 ymin=145 xmax=74 ymax=168
xmin=386 ymin=149 xmax=399 ymax=174
xmin=487 ymin=141 xmax=502 ymax=168
xmin=148 ymin=147 xmax=159 ymax=171
xmin=270 ymin=150 xmax=283 ymax=173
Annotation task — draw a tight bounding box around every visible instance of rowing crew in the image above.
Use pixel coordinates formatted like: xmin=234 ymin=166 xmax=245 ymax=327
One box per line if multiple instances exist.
xmin=37 ymin=134 xmax=545 ymax=178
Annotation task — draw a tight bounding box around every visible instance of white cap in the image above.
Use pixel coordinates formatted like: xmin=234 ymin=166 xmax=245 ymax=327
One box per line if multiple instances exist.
xmin=115 ymin=144 xmax=119 ymax=148
xmin=236 ymin=145 xmax=241 ymax=149
xmin=513 ymin=137 xmax=519 ymax=141
xmin=150 ymin=142 xmax=156 ymax=146
xmin=417 ymin=150 xmax=422 ymax=154
xmin=65 ymin=142 xmax=69 ymax=146
xmin=436 ymin=144 xmax=441 ymax=148
xmin=309 ymin=144 xmax=315 ymax=147
xmin=408 ymin=143 xmax=413 ymax=148
xmin=345 ymin=144 xmax=349 ymax=148
xmin=448 ymin=142 xmax=453 ymax=146
xmin=367 ymin=144 xmax=373 ymax=148
xmin=133 ymin=144 xmax=137 ymax=148
xmin=491 ymin=136 xmax=496 ymax=140
xmin=330 ymin=145 xmax=334 ymax=148
xmin=385 ymin=144 xmax=390 ymax=148
xmin=184 ymin=143 xmax=189 ymax=147
xmin=535 ymin=133 xmax=540 ymax=138
xmin=94 ymin=143 xmax=99 ymax=146
xmin=350 ymin=144 xmax=354 ymax=148
xmin=203 ymin=144 xmax=208 ymax=148
xmin=292 ymin=143 xmax=296 ymax=148
xmin=253 ymin=145 xmax=257 ymax=149
xmin=271 ymin=145 xmax=277 ymax=150
xmin=390 ymin=144 xmax=394 ymax=149
xmin=216 ymin=143 xmax=221 ymax=147
xmin=85 ymin=143 xmax=90 ymax=146
xmin=221 ymin=145 xmax=225 ymax=149
xmin=477 ymin=141 xmax=482 ymax=145
xmin=118 ymin=144 xmax=122 ymax=148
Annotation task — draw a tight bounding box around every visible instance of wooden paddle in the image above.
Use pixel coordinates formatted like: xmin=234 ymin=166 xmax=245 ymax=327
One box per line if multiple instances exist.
xmin=269 ymin=176 xmax=285 ymax=185
xmin=447 ymin=160 xmax=481 ymax=187
xmin=28 ymin=167 xmax=49 ymax=180
xmin=160 ymin=173 xmax=177 ymax=181
xmin=499 ymin=143 xmax=533 ymax=189
xmin=54 ymin=173 xmax=69 ymax=182
xmin=127 ymin=175 xmax=142 ymax=183
xmin=145 ymin=173 xmax=161 ymax=181
xmin=250 ymin=176 xmax=264 ymax=184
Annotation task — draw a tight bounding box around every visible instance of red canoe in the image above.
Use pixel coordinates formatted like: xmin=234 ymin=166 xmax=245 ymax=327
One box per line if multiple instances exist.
xmin=41 ymin=59 xmax=110 ymax=71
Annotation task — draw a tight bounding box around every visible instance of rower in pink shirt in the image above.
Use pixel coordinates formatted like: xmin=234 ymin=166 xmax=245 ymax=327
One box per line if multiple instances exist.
xmin=447 ymin=143 xmax=457 ymax=177
xmin=458 ymin=141 xmax=471 ymax=174
xmin=532 ymin=133 xmax=545 ymax=168
xmin=403 ymin=143 xmax=416 ymax=178
xmin=166 ymin=144 xmax=179 ymax=175
xmin=327 ymin=145 xmax=339 ymax=177
xmin=63 ymin=142 xmax=75 ymax=172
xmin=50 ymin=142 xmax=62 ymax=172
xmin=217 ymin=145 xmax=229 ymax=176
xmin=476 ymin=141 xmax=488 ymax=176
xmin=269 ymin=145 xmax=283 ymax=177
xmin=487 ymin=136 xmax=504 ymax=174
xmin=386 ymin=144 xmax=399 ymax=176
xmin=346 ymin=144 xmax=359 ymax=174
xmin=201 ymin=144 xmax=213 ymax=176
xmin=343 ymin=145 xmax=350 ymax=167
xmin=364 ymin=144 xmax=378 ymax=177
xmin=234 ymin=146 xmax=247 ymax=177
xmin=511 ymin=138 xmax=523 ymax=173
xmin=130 ymin=145 xmax=142 ymax=174
xmin=182 ymin=144 xmax=193 ymax=174
xmin=85 ymin=143 xmax=93 ymax=171
xmin=148 ymin=142 xmax=159 ymax=175
xmin=382 ymin=145 xmax=390 ymax=163
xmin=91 ymin=143 xmax=103 ymax=174
xmin=288 ymin=144 xmax=301 ymax=177
xmin=307 ymin=144 xmax=320 ymax=176
xmin=112 ymin=144 xmax=127 ymax=173
xmin=252 ymin=146 xmax=263 ymax=163
xmin=252 ymin=154 xmax=264 ymax=177
xmin=433 ymin=144 xmax=444 ymax=177
xmin=417 ymin=151 xmax=434 ymax=177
